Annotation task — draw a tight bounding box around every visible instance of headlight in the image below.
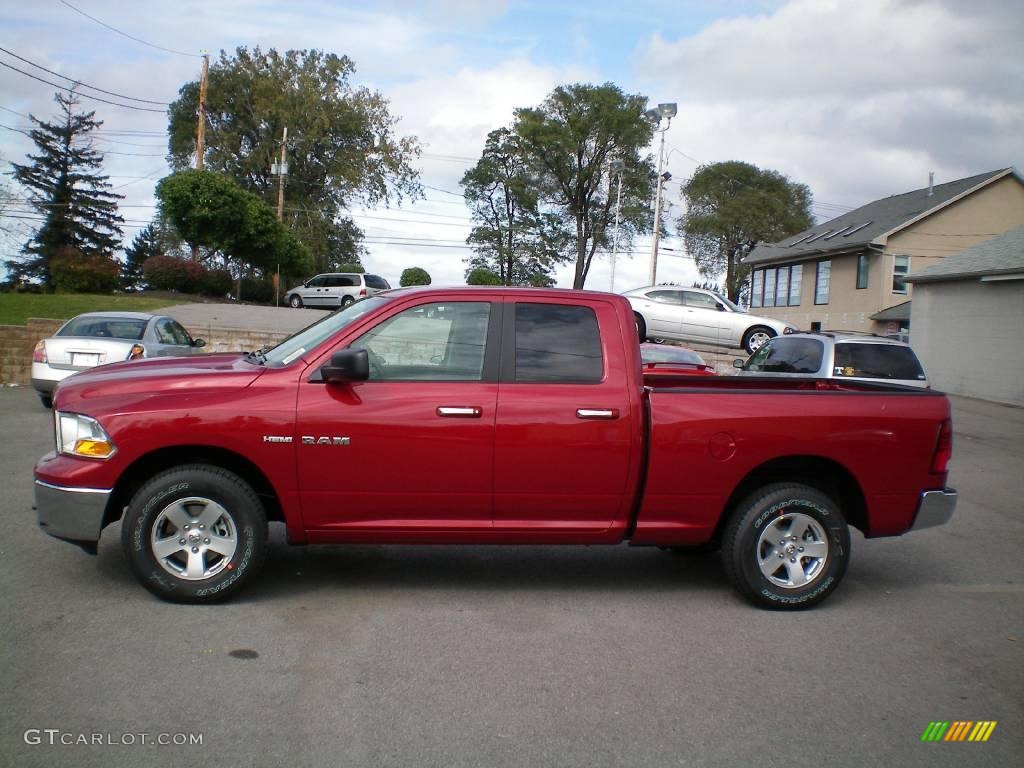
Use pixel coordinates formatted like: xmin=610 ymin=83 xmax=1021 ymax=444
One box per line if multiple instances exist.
xmin=55 ymin=411 xmax=117 ymax=459
xmin=783 ymin=326 xmax=797 ymax=334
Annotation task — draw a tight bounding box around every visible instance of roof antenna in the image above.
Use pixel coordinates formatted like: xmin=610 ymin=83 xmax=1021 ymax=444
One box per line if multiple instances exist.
xmin=927 ymin=171 xmax=934 ymax=196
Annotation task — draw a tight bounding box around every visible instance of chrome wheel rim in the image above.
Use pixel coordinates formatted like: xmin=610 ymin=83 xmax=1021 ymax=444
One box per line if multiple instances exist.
xmin=748 ymin=331 xmax=771 ymax=351
xmin=150 ymin=497 xmax=238 ymax=581
xmin=756 ymin=511 xmax=829 ymax=589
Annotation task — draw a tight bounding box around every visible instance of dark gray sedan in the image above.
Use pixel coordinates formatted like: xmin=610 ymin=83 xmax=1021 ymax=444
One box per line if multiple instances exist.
xmin=30 ymin=312 xmax=206 ymax=408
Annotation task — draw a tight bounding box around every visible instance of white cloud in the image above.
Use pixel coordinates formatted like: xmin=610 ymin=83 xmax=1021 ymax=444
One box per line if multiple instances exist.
xmin=633 ymin=0 xmax=1024 ymax=221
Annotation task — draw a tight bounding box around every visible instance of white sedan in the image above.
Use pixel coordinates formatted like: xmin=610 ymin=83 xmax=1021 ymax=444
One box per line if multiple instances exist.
xmin=31 ymin=312 xmax=206 ymax=408
xmin=624 ymin=286 xmax=795 ymax=353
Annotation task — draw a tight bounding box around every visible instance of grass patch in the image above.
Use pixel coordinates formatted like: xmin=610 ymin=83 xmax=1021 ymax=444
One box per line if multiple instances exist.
xmin=0 ymin=293 xmax=192 ymax=326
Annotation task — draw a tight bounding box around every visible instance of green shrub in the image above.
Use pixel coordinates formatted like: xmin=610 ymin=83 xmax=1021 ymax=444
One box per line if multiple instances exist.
xmin=51 ymin=248 xmax=121 ymax=293
xmin=143 ymin=255 xmax=206 ymax=293
xmin=400 ymin=267 xmax=432 ymax=287
xmin=466 ymin=267 xmax=501 ymax=285
xmin=337 ymin=262 xmax=365 ymax=273
xmin=199 ymin=268 xmax=233 ymax=297
xmin=240 ymin=276 xmax=275 ymax=303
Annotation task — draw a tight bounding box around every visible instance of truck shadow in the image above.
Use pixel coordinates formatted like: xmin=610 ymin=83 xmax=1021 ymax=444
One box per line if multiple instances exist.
xmin=248 ymin=538 xmax=728 ymax=603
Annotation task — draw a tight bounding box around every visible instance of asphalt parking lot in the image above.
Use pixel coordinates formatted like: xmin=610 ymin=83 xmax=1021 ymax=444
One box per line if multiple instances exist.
xmin=1 ymin=387 xmax=1021 ymax=768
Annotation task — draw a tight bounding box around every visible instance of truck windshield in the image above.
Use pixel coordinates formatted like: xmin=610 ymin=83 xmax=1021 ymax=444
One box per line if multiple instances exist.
xmin=259 ymin=297 xmax=392 ymax=367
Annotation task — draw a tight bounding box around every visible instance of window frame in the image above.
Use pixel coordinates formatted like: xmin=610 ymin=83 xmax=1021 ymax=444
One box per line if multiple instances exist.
xmin=750 ymin=270 xmax=764 ymax=308
xmin=856 ymin=253 xmax=870 ymax=290
xmin=892 ymin=255 xmax=910 ymax=294
xmin=763 ymin=268 xmax=777 ymax=308
xmin=814 ymin=260 xmax=831 ymax=305
xmin=788 ymin=264 xmax=802 ymax=306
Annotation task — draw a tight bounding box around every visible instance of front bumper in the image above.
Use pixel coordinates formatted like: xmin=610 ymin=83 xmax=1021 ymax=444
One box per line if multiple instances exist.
xmin=34 ymin=479 xmax=111 ymax=545
xmin=911 ymin=488 xmax=958 ymax=531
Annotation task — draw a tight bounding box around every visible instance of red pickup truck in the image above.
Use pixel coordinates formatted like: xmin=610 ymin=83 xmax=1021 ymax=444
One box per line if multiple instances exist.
xmin=34 ymin=287 xmax=957 ymax=609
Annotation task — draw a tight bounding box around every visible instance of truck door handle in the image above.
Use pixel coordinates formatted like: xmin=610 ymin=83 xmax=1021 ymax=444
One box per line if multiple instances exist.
xmin=437 ymin=406 xmax=482 ymax=418
xmin=576 ymin=408 xmax=618 ymax=419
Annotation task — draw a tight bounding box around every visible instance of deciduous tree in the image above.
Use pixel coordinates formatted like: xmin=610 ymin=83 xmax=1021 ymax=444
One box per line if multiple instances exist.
xmin=679 ymin=161 xmax=812 ymax=301
xmin=461 ymin=128 xmax=567 ymax=286
xmin=155 ymin=169 xmax=310 ymax=276
xmin=512 ymin=83 xmax=656 ymax=288
xmin=167 ymin=46 xmax=421 ymax=272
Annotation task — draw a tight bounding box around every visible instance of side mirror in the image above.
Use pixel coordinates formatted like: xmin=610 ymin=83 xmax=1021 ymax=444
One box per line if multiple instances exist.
xmin=320 ymin=349 xmax=369 ymax=384
xmin=716 ymin=303 xmax=726 ymax=311
xmin=192 ymin=338 xmax=206 ymax=348
xmin=733 ymin=359 xmax=745 ymax=369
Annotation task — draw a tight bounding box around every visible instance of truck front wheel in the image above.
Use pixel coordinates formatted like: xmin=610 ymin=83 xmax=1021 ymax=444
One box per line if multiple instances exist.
xmin=121 ymin=465 xmax=268 ymax=604
xmin=722 ymin=483 xmax=850 ymax=610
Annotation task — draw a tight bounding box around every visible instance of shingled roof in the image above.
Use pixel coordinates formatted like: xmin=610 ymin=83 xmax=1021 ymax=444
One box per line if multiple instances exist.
xmin=744 ymin=168 xmax=1018 ymax=266
xmin=906 ymin=225 xmax=1024 ymax=283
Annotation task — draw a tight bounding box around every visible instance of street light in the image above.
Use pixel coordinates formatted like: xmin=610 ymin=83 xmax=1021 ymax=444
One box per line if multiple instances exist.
xmin=609 ymin=159 xmax=625 ymax=292
xmin=647 ymin=102 xmax=676 ymax=285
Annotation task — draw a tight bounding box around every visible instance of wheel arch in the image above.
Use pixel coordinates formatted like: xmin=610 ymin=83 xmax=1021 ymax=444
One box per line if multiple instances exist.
xmin=103 ymin=445 xmax=285 ymax=531
xmin=715 ymin=454 xmax=868 ymax=540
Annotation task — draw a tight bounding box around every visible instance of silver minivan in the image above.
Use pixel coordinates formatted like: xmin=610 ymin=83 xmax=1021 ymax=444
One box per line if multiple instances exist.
xmin=285 ymin=273 xmax=391 ymax=308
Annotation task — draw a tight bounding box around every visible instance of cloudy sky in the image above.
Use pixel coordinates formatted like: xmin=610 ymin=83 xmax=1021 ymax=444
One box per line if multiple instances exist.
xmin=1 ymin=0 xmax=1021 ymax=291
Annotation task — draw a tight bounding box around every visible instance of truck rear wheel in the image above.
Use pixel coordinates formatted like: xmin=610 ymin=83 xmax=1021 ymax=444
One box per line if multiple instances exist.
xmin=722 ymin=483 xmax=850 ymax=609
xmin=121 ymin=465 xmax=268 ymax=604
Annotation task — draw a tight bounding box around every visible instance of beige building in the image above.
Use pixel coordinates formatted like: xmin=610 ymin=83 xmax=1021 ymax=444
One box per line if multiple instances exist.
xmin=742 ymin=168 xmax=1024 ymax=335
xmin=907 ymin=226 xmax=1024 ymax=406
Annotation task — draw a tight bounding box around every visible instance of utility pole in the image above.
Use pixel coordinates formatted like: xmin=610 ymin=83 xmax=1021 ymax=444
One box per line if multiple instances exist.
xmin=609 ymin=159 xmax=625 ymax=292
xmin=192 ymin=54 xmax=209 ymax=263
xmin=195 ymin=55 xmax=209 ymax=170
xmin=274 ymin=126 xmax=288 ymax=220
xmin=645 ymin=102 xmax=676 ymax=285
xmin=272 ymin=126 xmax=289 ymax=306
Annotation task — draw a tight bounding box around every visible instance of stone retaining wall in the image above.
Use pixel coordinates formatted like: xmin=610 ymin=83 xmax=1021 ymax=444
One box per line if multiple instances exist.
xmin=0 ymin=318 xmax=288 ymax=386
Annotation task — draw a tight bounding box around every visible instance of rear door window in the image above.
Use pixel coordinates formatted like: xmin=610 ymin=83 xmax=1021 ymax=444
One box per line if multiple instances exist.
xmin=365 ymin=274 xmax=390 ymax=290
xmin=744 ymin=337 xmax=824 ymax=373
xmin=833 ymin=343 xmax=926 ymax=381
xmin=514 ymin=303 xmax=603 ymax=383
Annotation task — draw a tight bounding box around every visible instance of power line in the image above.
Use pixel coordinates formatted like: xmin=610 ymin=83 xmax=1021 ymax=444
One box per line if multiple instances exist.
xmin=0 ymin=61 xmax=168 ymax=113
xmin=57 ymin=0 xmax=201 ymax=59
xmin=0 ymin=46 xmax=169 ymax=105
xmin=0 ymin=104 xmax=30 ymax=119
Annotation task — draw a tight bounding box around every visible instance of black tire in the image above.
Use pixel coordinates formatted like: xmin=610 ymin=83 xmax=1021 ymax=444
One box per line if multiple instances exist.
xmin=288 ymin=294 xmax=303 ymax=308
xmin=39 ymin=393 xmax=53 ymax=409
xmin=121 ymin=465 xmax=268 ymax=604
xmin=340 ymin=295 xmax=355 ymax=308
xmin=634 ymin=313 xmax=648 ymax=342
xmin=742 ymin=325 xmax=775 ymax=354
xmin=722 ymin=483 xmax=850 ymax=610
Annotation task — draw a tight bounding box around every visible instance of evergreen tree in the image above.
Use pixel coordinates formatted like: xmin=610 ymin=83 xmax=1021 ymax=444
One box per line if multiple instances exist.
xmin=123 ymin=217 xmax=184 ymax=290
xmin=7 ymin=91 xmax=124 ymax=288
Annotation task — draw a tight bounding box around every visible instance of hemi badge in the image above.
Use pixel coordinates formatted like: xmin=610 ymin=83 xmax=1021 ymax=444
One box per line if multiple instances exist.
xmin=262 ymin=435 xmax=293 ymax=444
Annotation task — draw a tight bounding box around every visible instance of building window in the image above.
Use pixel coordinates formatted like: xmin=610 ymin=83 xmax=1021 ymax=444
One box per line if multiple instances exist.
xmin=814 ymin=260 xmax=831 ymax=305
xmin=750 ymin=270 xmax=763 ymax=308
xmin=892 ymin=255 xmax=910 ymax=294
xmin=856 ymin=253 xmax=869 ymax=289
xmin=789 ymin=264 xmax=802 ymax=306
xmin=775 ymin=266 xmax=789 ymax=307
xmin=763 ymin=268 xmax=777 ymax=308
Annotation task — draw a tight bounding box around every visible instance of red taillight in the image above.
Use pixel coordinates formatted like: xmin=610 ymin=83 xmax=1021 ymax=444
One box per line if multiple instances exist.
xmin=128 ymin=344 xmax=145 ymax=360
xmin=931 ymin=418 xmax=952 ymax=474
xmin=359 ymin=288 xmax=367 ymax=297
xmin=32 ymin=340 xmax=47 ymax=363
